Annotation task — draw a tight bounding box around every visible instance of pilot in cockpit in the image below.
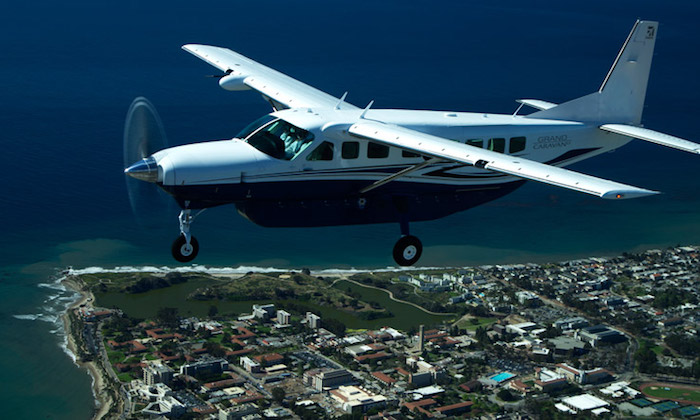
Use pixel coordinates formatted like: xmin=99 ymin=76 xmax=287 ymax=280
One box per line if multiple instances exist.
xmin=283 ymin=127 xmax=311 ymax=159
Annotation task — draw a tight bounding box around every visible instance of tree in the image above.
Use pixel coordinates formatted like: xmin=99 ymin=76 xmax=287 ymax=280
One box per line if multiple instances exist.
xmin=271 ymin=386 xmax=286 ymax=403
xmin=323 ymin=318 xmax=347 ymax=337
xmin=156 ymin=307 xmax=180 ymax=328
xmin=635 ymin=345 xmax=658 ymax=373
xmin=475 ymin=326 xmax=489 ymax=345
xmin=204 ymin=341 xmax=226 ymax=358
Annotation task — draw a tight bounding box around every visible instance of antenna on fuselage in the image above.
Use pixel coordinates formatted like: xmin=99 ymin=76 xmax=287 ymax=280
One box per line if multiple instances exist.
xmin=335 ymin=92 xmax=349 ymax=110
xmin=360 ymin=100 xmax=374 ymax=119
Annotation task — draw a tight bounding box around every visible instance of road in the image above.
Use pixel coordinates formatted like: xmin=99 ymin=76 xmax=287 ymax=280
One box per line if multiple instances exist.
xmin=331 ymin=277 xmax=456 ymax=316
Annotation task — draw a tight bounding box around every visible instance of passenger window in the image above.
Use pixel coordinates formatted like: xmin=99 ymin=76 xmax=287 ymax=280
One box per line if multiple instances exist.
xmin=488 ymin=138 xmax=505 ymax=153
xmin=307 ymin=141 xmax=334 ymax=161
xmin=402 ymin=150 xmax=421 ymax=158
xmin=342 ymin=142 xmax=359 ymax=159
xmin=367 ymin=142 xmax=389 ymax=159
xmin=509 ymin=136 xmax=526 ymax=153
xmin=467 ymin=139 xmax=483 ymax=148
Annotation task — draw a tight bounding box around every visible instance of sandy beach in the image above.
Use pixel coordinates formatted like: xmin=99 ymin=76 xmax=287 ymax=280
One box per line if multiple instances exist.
xmin=61 ymin=276 xmax=120 ymax=420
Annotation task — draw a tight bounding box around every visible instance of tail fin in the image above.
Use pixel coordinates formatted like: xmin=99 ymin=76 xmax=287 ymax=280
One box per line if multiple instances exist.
xmin=529 ymin=20 xmax=658 ymax=124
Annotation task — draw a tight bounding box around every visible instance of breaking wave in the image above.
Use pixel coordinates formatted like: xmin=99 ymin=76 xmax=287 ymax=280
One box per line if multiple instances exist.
xmin=67 ymin=264 xmax=448 ymax=276
xmin=13 ymin=272 xmax=80 ymax=364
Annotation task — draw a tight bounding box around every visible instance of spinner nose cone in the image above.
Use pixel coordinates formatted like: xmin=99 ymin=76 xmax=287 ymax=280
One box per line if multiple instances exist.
xmin=124 ymin=156 xmax=159 ymax=183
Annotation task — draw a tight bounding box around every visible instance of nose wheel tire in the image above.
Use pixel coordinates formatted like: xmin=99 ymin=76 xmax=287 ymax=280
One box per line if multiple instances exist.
xmin=172 ymin=235 xmax=199 ymax=263
xmin=393 ymin=235 xmax=422 ymax=266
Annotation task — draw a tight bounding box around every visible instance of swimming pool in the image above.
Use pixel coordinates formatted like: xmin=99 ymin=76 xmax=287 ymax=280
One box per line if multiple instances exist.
xmin=489 ymin=372 xmax=516 ymax=383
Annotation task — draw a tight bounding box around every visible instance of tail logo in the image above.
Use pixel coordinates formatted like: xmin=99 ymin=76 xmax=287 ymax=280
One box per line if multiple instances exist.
xmin=646 ymin=25 xmax=655 ymax=39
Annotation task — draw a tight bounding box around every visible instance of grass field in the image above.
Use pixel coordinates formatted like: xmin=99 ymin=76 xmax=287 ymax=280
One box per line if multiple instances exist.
xmin=641 ymin=384 xmax=700 ymax=403
xmin=650 ymin=345 xmax=665 ymax=356
xmin=456 ymin=316 xmax=497 ymax=331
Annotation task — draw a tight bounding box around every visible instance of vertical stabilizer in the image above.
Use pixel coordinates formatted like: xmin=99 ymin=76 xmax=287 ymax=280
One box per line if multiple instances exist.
xmin=529 ymin=20 xmax=658 ymax=124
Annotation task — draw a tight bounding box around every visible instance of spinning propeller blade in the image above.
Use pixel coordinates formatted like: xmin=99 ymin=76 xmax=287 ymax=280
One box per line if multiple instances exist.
xmin=123 ymin=97 xmax=171 ymax=225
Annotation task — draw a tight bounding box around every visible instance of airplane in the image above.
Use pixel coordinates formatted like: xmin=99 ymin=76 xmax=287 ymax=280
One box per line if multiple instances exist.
xmin=124 ymin=20 xmax=699 ymax=266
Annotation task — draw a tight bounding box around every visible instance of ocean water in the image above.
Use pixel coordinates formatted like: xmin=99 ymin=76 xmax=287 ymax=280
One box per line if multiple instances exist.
xmin=1 ymin=1 xmax=699 ymax=418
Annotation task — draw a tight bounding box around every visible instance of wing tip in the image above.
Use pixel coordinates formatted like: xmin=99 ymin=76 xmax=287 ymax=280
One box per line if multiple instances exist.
xmin=602 ymin=189 xmax=660 ymax=200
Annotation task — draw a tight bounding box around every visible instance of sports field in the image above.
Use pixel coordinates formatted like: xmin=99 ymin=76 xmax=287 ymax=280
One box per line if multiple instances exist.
xmin=639 ymin=383 xmax=700 ymax=404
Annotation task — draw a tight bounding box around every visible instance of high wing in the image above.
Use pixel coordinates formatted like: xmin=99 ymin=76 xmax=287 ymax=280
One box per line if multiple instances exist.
xmin=344 ymin=120 xmax=658 ymax=199
xmin=182 ymin=44 xmax=357 ymax=111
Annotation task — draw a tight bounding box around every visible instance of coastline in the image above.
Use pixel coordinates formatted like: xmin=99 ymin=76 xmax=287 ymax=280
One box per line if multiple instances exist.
xmin=61 ymin=276 xmax=120 ymax=420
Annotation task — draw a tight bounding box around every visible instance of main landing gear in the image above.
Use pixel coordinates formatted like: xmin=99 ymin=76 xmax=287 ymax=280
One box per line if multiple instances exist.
xmin=392 ymin=216 xmax=423 ymax=266
xmin=171 ymin=209 xmax=203 ymax=263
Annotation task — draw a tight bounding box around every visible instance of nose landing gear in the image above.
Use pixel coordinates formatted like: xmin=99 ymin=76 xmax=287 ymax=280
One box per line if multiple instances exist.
xmin=171 ymin=209 xmax=203 ymax=263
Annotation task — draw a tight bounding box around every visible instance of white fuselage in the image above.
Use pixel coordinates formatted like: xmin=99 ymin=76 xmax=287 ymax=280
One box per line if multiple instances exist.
xmin=154 ymin=108 xmax=629 ymax=194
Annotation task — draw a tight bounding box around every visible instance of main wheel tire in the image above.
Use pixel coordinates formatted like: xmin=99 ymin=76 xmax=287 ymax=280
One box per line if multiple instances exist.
xmin=393 ymin=235 xmax=422 ymax=266
xmin=171 ymin=235 xmax=199 ymax=263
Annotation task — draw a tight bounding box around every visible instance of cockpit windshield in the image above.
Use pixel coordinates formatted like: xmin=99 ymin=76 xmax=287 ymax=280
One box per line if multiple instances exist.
xmin=236 ymin=115 xmax=314 ymax=160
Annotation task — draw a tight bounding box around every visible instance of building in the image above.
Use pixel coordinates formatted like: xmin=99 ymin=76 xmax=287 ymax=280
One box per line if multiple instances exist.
xmin=506 ymin=322 xmax=546 ymax=337
xmin=371 ymin=371 xmax=396 ymax=387
xmin=309 ymin=368 xmax=355 ymax=391
xmin=368 ymin=327 xmax=404 ymax=342
xmin=219 ymin=403 xmax=258 ymax=420
xmin=534 ymin=367 xmax=568 ymax=392
xmin=509 ymin=380 xmax=532 ymax=394
xmin=253 ymin=353 xmax=284 ymax=367
xmin=345 ymin=344 xmax=376 ymax=357
xmin=143 ymin=360 xmax=174 ymax=386
xmin=548 ymin=336 xmax=588 ymax=356
xmin=252 ymin=304 xmax=275 ymax=321
xmin=142 ymin=395 xmax=185 ymax=417
xmin=330 ymin=385 xmax=388 ymax=413
xmin=355 ymin=351 xmax=391 ymax=364
xmin=240 ymin=356 xmax=261 ymax=373
xmin=406 ymin=357 xmax=445 ymax=386
xmin=576 ymin=325 xmax=626 ymax=347
xmin=553 ymin=317 xmax=590 ymax=331
xmin=558 ymin=394 xmax=609 ymax=414
xmin=435 ymin=401 xmax=474 ymax=416
xmin=410 ymin=371 xmax=433 ymax=387
xmin=404 ymin=398 xmax=437 ymax=415
xmin=658 ymin=317 xmax=683 ymax=328
xmin=180 ymin=358 xmax=229 ymax=377
xmin=418 ymin=324 xmax=425 ymax=352
xmin=276 ymin=310 xmax=290 ymax=325
xmin=516 ymin=291 xmax=541 ymax=306
xmin=306 ymin=312 xmax=321 ymax=329
xmin=555 ymin=363 xmax=613 ymax=385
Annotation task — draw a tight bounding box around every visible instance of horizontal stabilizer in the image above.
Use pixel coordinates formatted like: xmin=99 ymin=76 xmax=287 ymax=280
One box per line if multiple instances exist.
xmin=600 ymin=124 xmax=700 ymax=154
xmin=517 ymin=99 xmax=557 ymax=111
xmin=344 ymin=121 xmax=659 ymax=200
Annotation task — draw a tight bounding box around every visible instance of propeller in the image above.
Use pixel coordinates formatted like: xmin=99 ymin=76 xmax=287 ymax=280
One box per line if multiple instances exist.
xmin=123 ymin=97 xmax=172 ymax=226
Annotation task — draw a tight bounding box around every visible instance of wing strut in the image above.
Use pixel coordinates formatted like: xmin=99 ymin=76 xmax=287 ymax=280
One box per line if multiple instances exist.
xmin=360 ymin=158 xmax=442 ymax=194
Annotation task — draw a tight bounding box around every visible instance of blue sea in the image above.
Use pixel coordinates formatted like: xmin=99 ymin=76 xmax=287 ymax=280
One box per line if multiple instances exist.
xmin=2 ymin=1 xmax=699 ymax=418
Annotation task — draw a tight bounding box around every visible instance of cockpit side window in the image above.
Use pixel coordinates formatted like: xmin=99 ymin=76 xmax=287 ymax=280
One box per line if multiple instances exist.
xmin=307 ymin=141 xmax=334 ymax=161
xmin=236 ymin=114 xmax=277 ymax=140
xmin=240 ymin=116 xmax=314 ymax=160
